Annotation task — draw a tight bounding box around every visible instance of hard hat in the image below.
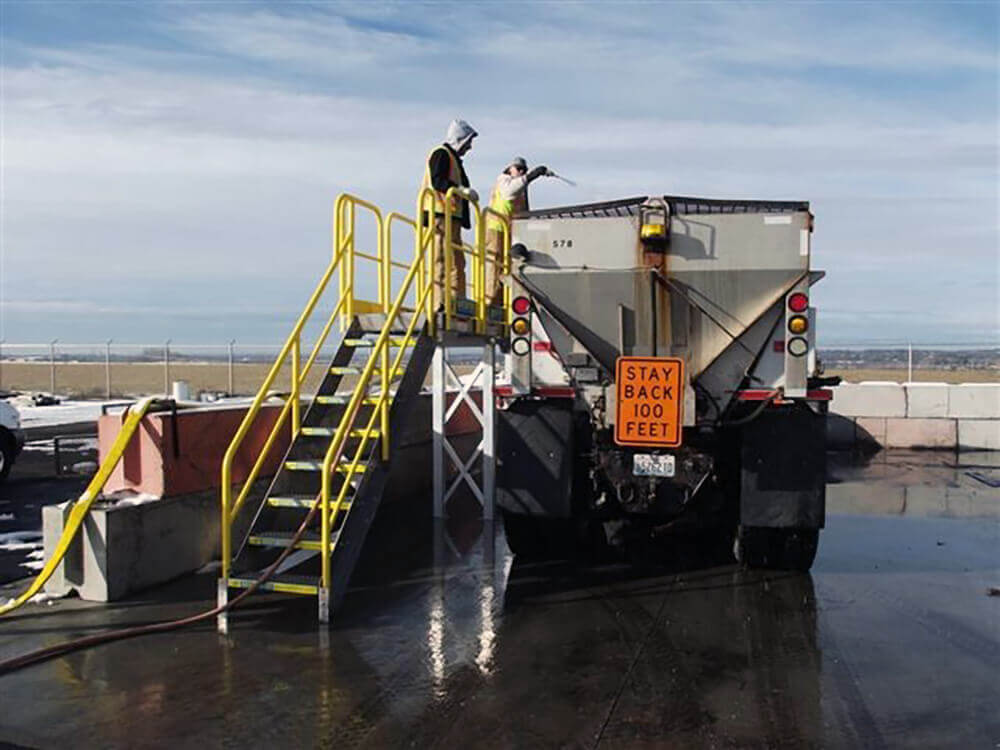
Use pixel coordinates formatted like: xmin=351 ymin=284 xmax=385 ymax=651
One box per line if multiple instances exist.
xmin=508 ymin=156 xmax=528 ymax=171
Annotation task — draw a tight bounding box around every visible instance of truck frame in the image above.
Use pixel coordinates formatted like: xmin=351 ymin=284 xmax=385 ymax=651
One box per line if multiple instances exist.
xmin=495 ymin=195 xmax=831 ymax=570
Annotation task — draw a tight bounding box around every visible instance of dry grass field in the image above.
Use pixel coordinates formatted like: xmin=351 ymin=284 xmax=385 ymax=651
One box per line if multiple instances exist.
xmin=827 ymin=367 xmax=998 ymax=384
xmin=1 ymin=361 xmax=996 ymax=399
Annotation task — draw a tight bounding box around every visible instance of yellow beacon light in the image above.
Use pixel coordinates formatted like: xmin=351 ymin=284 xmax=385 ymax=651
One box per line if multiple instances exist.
xmin=641 ymin=223 xmax=667 ymax=239
xmin=512 ymin=318 xmax=530 ymax=336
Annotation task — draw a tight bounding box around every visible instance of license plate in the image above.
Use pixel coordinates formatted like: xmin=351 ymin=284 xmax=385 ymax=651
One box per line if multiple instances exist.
xmin=633 ymin=453 xmax=675 ymax=477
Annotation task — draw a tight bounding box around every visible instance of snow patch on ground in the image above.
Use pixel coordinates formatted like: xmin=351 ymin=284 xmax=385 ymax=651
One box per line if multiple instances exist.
xmin=13 ymin=399 xmax=122 ymax=429
xmin=0 ymin=531 xmax=43 ymax=551
xmin=19 ymin=549 xmax=46 ymax=571
xmin=102 ymin=490 xmax=161 ymax=506
xmin=22 ymin=437 xmax=99 ymax=455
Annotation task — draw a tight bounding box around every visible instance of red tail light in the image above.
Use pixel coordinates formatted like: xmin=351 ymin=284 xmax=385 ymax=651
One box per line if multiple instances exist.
xmin=788 ymin=292 xmax=808 ymax=313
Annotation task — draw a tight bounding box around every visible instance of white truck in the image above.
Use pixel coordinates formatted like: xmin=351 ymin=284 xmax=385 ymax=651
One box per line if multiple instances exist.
xmin=496 ymin=195 xmax=834 ymax=570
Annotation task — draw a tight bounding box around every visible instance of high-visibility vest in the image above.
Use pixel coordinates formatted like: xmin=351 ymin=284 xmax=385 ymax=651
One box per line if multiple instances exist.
xmin=486 ymin=177 xmax=528 ymax=232
xmin=420 ymin=146 xmax=462 ymax=218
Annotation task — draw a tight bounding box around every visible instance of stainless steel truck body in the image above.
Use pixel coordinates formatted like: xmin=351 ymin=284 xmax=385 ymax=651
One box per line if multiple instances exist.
xmin=496 ymin=195 xmax=831 ymax=570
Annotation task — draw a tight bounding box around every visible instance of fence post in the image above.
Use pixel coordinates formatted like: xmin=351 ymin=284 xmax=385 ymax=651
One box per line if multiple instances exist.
xmin=49 ymin=339 xmax=58 ymax=394
xmin=105 ymin=339 xmax=113 ymax=398
xmin=163 ymin=339 xmax=171 ymax=395
xmin=228 ymin=339 xmax=235 ymax=396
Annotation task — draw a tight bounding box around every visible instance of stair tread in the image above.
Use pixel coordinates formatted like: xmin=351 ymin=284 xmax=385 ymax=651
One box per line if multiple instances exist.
xmin=228 ymin=572 xmax=320 ymax=595
xmin=267 ymin=495 xmax=354 ymax=510
xmin=285 ymin=459 xmax=367 ymax=473
xmin=246 ymin=529 xmax=340 ymax=551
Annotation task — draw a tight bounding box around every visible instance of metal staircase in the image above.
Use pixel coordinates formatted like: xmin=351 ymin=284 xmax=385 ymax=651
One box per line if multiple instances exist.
xmin=218 ymin=190 xmax=511 ymax=627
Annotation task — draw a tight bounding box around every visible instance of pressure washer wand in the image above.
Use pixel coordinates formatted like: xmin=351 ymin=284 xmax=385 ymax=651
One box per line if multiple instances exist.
xmin=547 ymin=170 xmax=577 ymax=187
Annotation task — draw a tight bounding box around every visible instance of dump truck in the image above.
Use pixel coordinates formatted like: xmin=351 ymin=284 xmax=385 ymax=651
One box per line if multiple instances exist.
xmin=496 ymin=195 xmax=832 ymax=570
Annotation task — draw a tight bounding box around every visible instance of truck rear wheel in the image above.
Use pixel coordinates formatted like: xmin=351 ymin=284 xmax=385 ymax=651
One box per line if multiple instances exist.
xmin=734 ymin=526 xmax=819 ymax=572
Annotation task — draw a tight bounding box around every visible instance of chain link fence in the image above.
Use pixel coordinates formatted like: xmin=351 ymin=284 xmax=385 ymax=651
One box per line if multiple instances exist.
xmin=0 ymin=341 xmax=996 ymax=400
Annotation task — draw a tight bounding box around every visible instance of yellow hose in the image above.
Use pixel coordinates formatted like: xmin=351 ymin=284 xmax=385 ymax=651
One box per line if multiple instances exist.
xmin=0 ymin=397 xmax=161 ymax=616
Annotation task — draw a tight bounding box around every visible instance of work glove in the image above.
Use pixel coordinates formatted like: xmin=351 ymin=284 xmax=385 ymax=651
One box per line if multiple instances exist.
xmin=526 ymin=166 xmax=548 ymax=182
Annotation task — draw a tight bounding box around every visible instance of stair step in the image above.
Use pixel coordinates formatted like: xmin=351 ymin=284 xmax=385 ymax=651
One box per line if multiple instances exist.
xmin=344 ymin=338 xmax=416 ymax=348
xmin=228 ymin=573 xmax=320 ymax=596
xmin=315 ymin=395 xmax=381 ymax=406
xmin=246 ymin=530 xmax=338 ymax=552
xmin=266 ymin=495 xmax=354 ymax=510
xmin=284 ymin=460 xmax=368 ymax=474
xmin=300 ymin=426 xmax=380 ymax=439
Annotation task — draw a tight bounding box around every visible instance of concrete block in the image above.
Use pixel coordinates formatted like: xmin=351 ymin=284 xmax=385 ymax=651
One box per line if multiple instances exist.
xmin=958 ymin=420 xmax=1000 ymax=451
xmin=904 ymin=383 xmax=950 ymax=418
xmin=948 ymin=384 xmax=1000 ymax=419
xmin=831 ymin=382 xmax=906 ymax=418
xmin=855 ymin=417 xmax=886 ymax=446
xmin=41 ymin=483 xmax=262 ymax=602
xmin=884 ymin=418 xmax=957 ymax=449
xmin=826 ymin=482 xmax=904 ymax=516
xmin=42 ymin=501 xmax=78 ymax=597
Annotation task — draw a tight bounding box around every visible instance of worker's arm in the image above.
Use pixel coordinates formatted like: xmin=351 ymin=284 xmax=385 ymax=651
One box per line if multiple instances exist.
xmin=497 ymin=166 xmax=550 ymax=199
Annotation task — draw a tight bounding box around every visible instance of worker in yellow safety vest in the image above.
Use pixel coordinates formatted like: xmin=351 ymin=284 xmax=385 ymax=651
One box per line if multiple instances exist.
xmin=485 ymin=157 xmax=551 ymax=305
xmin=420 ymin=119 xmax=478 ymax=309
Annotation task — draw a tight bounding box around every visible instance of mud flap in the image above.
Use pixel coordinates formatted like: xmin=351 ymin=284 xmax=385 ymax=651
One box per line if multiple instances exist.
xmin=740 ymin=405 xmax=825 ymax=529
xmin=497 ymin=399 xmax=574 ymax=518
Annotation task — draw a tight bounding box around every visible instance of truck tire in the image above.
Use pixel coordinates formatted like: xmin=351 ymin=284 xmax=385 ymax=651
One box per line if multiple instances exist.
xmin=0 ymin=428 xmax=14 ymax=483
xmin=734 ymin=526 xmax=819 ymax=572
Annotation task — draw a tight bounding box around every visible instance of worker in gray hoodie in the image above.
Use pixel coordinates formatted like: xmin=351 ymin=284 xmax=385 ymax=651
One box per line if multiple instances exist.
xmin=420 ymin=119 xmax=479 ymax=308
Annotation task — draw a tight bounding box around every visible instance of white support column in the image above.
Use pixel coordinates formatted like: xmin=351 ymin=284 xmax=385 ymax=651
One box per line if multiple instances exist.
xmin=432 ymin=338 xmax=497 ymax=520
xmin=482 ymin=342 xmax=496 ymax=521
xmin=432 ymin=344 xmax=446 ymax=518
xmin=216 ymin=578 xmax=229 ymax=635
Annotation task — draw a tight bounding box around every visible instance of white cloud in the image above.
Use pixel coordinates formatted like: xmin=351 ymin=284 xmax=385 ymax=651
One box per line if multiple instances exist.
xmin=0 ymin=2 xmax=996 ymax=345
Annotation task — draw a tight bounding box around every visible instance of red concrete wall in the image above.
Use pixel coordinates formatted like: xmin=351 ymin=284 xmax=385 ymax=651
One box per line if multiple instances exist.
xmin=99 ymin=404 xmax=291 ymax=498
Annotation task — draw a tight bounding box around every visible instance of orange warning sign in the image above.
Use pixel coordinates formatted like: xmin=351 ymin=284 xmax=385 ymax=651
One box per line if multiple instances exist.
xmin=615 ymin=356 xmax=684 ymax=447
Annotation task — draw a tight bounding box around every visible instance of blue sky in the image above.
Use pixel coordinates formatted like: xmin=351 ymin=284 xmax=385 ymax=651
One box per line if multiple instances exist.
xmin=1 ymin=0 xmax=997 ymax=346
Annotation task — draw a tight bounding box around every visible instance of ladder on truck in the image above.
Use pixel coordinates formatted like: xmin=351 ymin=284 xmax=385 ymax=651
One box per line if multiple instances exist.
xmin=218 ymin=190 xmax=511 ymax=628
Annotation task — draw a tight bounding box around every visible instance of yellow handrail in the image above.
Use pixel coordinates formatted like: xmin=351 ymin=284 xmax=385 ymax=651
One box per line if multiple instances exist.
xmin=220 ymin=193 xmax=380 ymax=579
xmin=221 ymin=187 xmax=511 ymax=588
xmin=0 ymin=398 xmax=166 ymax=616
xmin=317 ymin=226 xmax=435 ymax=589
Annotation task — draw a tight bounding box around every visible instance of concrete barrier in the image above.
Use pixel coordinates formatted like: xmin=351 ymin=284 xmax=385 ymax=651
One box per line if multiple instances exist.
xmin=828 ymin=382 xmax=999 ymax=451
xmin=958 ymin=420 xmax=1000 ymax=451
xmin=884 ymin=418 xmax=957 ymax=449
xmin=904 ymin=383 xmax=949 ymax=418
xmin=831 ymin=382 xmax=906 ymax=418
xmin=948 ymin=384 xmax=1000 ymax=419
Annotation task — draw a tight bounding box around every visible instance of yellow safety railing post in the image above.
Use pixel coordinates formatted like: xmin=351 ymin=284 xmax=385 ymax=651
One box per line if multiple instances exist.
xmin=291 ymin=337 xmax=301 ymax=436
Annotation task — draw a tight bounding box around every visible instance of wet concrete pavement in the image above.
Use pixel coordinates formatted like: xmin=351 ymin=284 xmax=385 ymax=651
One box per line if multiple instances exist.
xmin=0 ymin=450 xmax=997 ymax=748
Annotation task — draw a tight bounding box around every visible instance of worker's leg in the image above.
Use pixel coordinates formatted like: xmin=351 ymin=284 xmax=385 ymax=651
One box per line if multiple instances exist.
xmin=450 ymin=222 xmax=466 ymax=301
xmin=484 ymin=229 xmax=502 ymax=307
